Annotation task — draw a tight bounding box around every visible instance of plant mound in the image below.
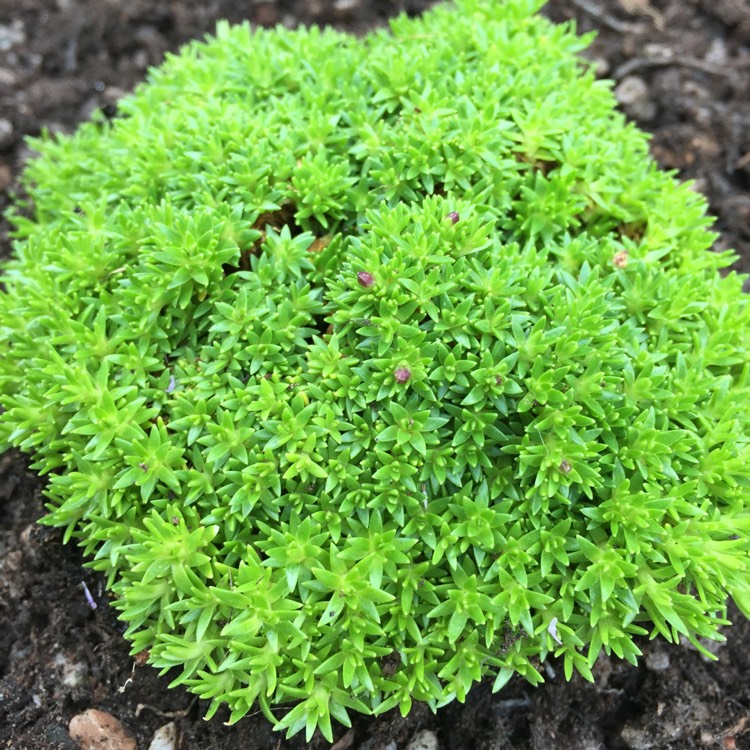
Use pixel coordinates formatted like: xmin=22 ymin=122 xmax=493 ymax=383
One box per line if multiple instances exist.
xmin=2 ymin=0 xmax=750 ymax=740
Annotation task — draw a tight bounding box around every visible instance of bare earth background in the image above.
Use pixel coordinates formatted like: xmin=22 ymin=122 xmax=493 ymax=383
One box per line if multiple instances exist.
xmin=1 ymin=1 xmax=749 ymax=748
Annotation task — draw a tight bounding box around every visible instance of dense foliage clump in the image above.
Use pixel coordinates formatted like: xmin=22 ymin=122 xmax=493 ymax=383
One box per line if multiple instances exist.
xmin=2 ymin=0 xmax=750 ymax=740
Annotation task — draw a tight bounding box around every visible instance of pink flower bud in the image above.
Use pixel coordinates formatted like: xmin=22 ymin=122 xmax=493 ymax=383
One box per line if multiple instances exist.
xmin=394 ymin=367 xmax=412 ymax=384
xmin=447 ymin=211 xmax=460 ymax=224
xmin=357 ymin=271 xmax=375 ymax=288
xmin=613 ymin=250 xmax=629 ymax=269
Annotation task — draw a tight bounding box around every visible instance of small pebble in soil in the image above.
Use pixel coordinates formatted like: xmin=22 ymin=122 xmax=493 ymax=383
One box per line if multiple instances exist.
xmin=53 ymin=651 xmax=88 ymax=687
xmin=0 ymin=118 xmax=14 ymax=150
xmin=615 ymin=76 xmax=657 ymax=122
xmin=645 ymin=648 xmax=671 ymax=672
xmin=704 ymin=38 xmax=728 ymax=65
xmin=148 ymin=721 xmax=177 ymax=750
xmin=0 ymin=67 xmax=17 ymax=86
xmin=406 ymin=729 xmax=439 ymax=750
xmin=620 ymin=724 xmax=656 ymax=750
xmin=0 ymin=20 xmax=25 ymax=51
xmin=590 ymin=56 xmax=611 ymax=77
xmin=68 ymin=709 xmax=137 ymax=750
xmin=0 ymin=163 xmax=13 ymax=192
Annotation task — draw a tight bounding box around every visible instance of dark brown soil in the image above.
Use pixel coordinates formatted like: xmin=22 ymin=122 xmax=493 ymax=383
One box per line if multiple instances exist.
xmin=1 ymin=1 xmax=750 ymax=749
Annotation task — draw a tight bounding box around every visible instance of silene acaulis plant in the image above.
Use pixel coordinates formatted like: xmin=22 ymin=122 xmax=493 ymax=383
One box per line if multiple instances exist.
xmin=1 ymin=0 xmax=749 ymax=741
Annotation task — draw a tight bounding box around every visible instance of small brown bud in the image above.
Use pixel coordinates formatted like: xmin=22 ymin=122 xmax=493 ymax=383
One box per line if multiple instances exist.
xmin=134 ymin=650 xmax=150 ymax=666
xmin=559 ymin=459 xmax=572 ymax=474
xmin=447 ymin=211 xmax=460 ymax=224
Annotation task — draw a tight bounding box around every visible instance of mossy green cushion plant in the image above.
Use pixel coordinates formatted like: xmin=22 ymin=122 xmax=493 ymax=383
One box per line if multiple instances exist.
xmin=2 ymin=0 xmax=750 ymax=740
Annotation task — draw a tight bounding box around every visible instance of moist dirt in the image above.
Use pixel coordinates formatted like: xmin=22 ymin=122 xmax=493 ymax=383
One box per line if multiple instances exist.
xmin=1 ymin=1 xmax=750 ymax=748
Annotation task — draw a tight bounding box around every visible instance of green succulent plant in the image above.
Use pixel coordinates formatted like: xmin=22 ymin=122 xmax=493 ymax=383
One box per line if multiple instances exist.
xmin=2 ymin=0 xmax=750 ymax=741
